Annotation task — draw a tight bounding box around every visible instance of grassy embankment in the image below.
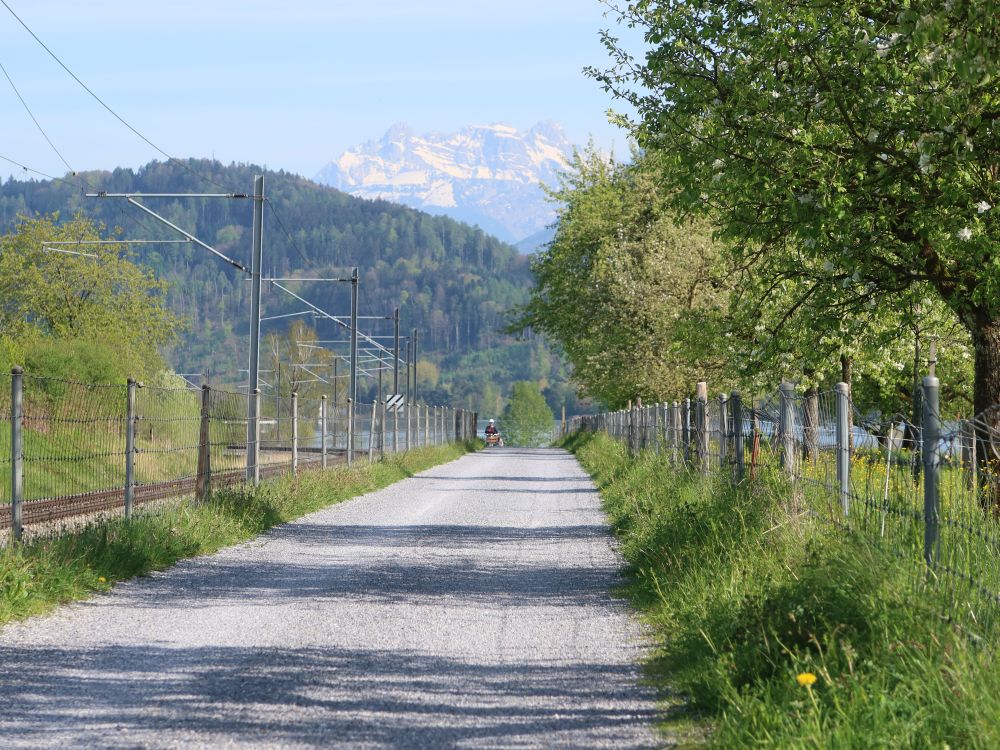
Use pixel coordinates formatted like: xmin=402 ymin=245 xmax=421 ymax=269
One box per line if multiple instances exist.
xmin=0 ymin=441 xmax=477 ymax=625
xmin=564 ymin=430 xmax=1000 ymax=748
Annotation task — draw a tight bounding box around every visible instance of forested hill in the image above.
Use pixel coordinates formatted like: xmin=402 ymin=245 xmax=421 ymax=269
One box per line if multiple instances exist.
xmin=0 ymin=159 xmax=574 ymax=413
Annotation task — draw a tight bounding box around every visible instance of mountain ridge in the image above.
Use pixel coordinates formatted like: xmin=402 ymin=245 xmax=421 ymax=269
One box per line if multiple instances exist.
xmin=314 ymin=122 xmax=572 ymax=245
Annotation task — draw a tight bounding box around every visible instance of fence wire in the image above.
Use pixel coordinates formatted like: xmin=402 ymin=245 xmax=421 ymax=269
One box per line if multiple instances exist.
xmin=2 ymin=366 xmax=476 ymax=537
xmin=574 ymin=384 xmax=1000 ymax=638
xmin=22 ymin=376 xmax=127 ymax=504
xmin=135 ymin=384 xmax=201 ymax=488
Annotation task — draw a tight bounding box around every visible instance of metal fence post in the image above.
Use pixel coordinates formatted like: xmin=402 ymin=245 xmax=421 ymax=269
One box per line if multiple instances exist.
xmin=347 ymin=399 xmax=354 ymax=467
xmin=368 ymin=400 xmax=377 ymax=462
xmin=731 ymin=391 xmax=745 ymax=482
xmin=836 ymin=382 xmax=851 ymax=517
xmin=321 ymin=395 xmax=329 ymax=469
xmin=393 ymin=400 xmax=399 ymax=454
xmin=195 ymin=383 xmax=211 ymax=502
xmin=405 ymin=400 xmax=411 ymax=452
xmin=252 ymin=388 xmax=261 ymax=486
xmin=125 ymin=378 xmax=139 ymax=515
xmin=662 ymin=403 xmax=669 ymax=457
xmin=425 ymin=404 xmax=430 ymax=448
xmin=682 ymin=398 xmax=691 ymax=466
xmin=923 ymin=375 xmax=941 ymax=567
xmin=670 ymin=402 xmax=680 ymax=466
xmin=779 ymin=381 xmax=797 ymax=479
xmin=716 ymin=394 xmax=728 ymax=471
xmin=696 ymin=383 xmax=709 ymax=475
xmin=653 ymin=403 xmax=661 ymax=455
xmin=11 ymin=367 xmax=23 ymax=542
xmin=380 ymin=399 xmax=387 ymax=460
xmin=291 ymin=391 xmax=299 ymax=476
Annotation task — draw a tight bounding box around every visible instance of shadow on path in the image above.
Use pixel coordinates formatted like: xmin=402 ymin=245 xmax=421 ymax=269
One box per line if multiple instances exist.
xmin=0 ymin=643 xmax=659 ymax=748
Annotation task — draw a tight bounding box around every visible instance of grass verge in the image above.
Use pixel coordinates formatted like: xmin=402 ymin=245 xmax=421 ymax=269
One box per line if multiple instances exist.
xmin=563 ymin=430 xmax=1000 ymax=749
xmin=0 ymin=441 xmax=477 ymax=626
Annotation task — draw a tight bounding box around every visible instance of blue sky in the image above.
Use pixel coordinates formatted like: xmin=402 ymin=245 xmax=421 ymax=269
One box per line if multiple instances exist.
xmin=0 ymin=1 xmax=643 ymax=181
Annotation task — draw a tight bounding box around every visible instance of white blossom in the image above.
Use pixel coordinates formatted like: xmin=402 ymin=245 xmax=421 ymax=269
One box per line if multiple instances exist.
xmin=957 ymin=227 xmax=973 ymax=241
xmin=866 ymin=129 xmax=879 ymax=143
xmin=977 ymin=200 xmax=992 ymax=214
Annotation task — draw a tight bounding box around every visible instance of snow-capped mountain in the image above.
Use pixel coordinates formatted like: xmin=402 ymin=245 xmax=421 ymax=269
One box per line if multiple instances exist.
xmin=314 ymin=122 xmax=573 ymax=246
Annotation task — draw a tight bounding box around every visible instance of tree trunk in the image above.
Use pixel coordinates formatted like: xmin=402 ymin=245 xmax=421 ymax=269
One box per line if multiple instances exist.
xmin=971 ymin=317 xmax=1000 ymax=513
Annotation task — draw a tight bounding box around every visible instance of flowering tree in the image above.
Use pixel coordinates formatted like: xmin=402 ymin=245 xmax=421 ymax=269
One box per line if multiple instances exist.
xmin=593 ymin=1 xmax=1000 ymax=498
xmin=517 ymin=147 xmax=729 ymax=407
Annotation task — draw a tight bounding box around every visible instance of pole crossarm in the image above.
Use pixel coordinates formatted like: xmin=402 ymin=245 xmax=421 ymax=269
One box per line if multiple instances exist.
xmin=86 ymin=192 xmax=249 ymax=199
xmin=44 ymin=239 xmax=194 ymax=245
xmin=262 ymin=310 xmax=317 ymax=322
xmin=270 ymin=281 xmax=396 ymax=360
xmin=88 ymin=194 xmax=248 ymax=272
xmin=257 ymin=277 xmax=354 ymax=283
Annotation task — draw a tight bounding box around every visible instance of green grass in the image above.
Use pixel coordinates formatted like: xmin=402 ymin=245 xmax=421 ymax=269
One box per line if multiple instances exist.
xmin=563 ymin=430 xmax=1000 ymax=749
xmin=0 ymin=441 xmax=477 ymax=625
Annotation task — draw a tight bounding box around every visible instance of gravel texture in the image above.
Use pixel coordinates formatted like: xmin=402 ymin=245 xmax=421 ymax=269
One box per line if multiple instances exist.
xmin=0 ymin=447 xmax=661 ymax=749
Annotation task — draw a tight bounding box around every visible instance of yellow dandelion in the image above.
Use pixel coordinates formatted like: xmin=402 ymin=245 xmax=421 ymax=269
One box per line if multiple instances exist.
xmin=796 ymin=672 xmax=817 ymax=687
xmin=98 ymin=577 xmax=107 ymax=584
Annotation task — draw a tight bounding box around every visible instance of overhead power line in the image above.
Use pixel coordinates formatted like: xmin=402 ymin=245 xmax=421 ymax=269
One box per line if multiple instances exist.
xmin=0 ymin=57 xmax=75 ymax=175
xmin=0 ymin=0 xmax=231 ymax=191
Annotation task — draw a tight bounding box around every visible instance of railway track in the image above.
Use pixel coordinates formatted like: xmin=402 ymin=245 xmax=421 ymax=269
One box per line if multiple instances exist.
xmin=0 ymin=453 xmax=349 ymax=530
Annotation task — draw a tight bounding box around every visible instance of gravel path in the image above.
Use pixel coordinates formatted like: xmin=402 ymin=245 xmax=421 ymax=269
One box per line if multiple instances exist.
xmin=0 ymin=448 xmax=661 ymax=749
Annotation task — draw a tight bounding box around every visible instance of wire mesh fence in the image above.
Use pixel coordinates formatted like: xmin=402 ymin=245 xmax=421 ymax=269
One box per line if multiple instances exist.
xmin=570 ymin=377 xmax=1000 ymax=638
xmin=2 ymin=367 xmax=479 ymax=540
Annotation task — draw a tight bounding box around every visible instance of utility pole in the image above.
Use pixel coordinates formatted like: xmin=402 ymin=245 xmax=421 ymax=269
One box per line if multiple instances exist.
xmin=350 ymin=266 xmax=359 ymax=451
xmin=405 ymin=338 xmax=412 ymax=449
xmin=393 ymin=308 xmax=400 ymax=452
xmin=412 ymin=327 xmax=418 ymax=404
xmin=405 ymin=339 xmax=412 ymax=404
xmin=393 ymin=309 xmax=401 ymax=393
xmin=246 ymin=174 xmax=264 ymax=483
xmin=350 ymin=267 xmax=359 ymax=405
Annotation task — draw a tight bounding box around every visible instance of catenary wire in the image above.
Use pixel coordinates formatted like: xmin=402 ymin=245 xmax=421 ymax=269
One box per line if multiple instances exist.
xmin=0 ymin=57 xmax=75 ymax=175
xmin=0 ymin=0 xmax=233 ymax=192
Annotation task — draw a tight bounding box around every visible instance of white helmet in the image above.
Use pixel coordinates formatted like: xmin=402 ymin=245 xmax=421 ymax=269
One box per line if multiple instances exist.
xmin=488 ymin=419 xmax=495 ymax=423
